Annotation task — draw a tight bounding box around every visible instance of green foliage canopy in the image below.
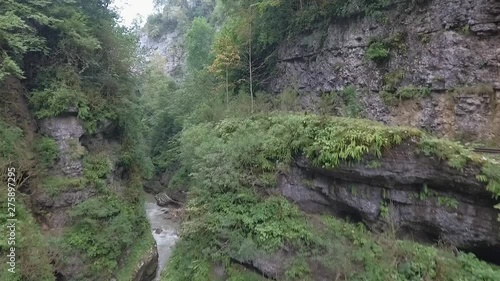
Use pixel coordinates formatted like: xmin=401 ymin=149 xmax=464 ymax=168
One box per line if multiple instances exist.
xmin=186 ymin=17 xmax=215 ymax=72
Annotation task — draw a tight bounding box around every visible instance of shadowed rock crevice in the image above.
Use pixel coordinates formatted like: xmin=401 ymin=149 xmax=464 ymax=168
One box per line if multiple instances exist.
xmin=230 ymin=259 xmax=275 ymax=280
xmin=395 ymin=224 xmax=441 ymax=244
xmin=461 ymin=245 xmax=500 ymax=265
xmin=54 ymin=271 xmax=66 ymax=281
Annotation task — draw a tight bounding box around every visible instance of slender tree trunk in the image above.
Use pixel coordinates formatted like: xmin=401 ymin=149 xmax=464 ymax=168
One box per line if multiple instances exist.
xmin=248 ymin=12 xmax=254 ymax=114
xmin=225 ymin=67 xmax=229 ymax=108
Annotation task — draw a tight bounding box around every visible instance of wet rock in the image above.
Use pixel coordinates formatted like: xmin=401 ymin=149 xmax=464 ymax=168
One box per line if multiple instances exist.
xmin=155 ymin=192 xmax=181 ymax=207
xmin=250 ymin=250 xmax=291 ymax=279
xmin=131 ymin=244 xmax=159 ymax=281
xmin=144 ymin=179 xmax=164 ymax=194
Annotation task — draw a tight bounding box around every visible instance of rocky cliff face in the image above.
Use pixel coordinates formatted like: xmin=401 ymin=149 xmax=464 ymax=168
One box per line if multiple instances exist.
xmin=276 ymin=143 xmax=500 ymax=264
xmin=271 ymin=0 xmax=500 ymax=141
xmin=30 ymin=113 xmax=155 ymax=280
xmin=34 ymin=116 xmax=102 ymax=230
xmin=39 ymin=116 xmax=85 ymax=177
xmin=130 ymin=245 xmax=159 ymax=281
xmin=140 ymin=30 xmax=186 ymax=79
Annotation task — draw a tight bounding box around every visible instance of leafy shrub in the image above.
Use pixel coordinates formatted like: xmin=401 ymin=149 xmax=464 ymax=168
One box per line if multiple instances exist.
xmin=397 ymin=86 xmax=431 ymax=100
xmin=342 ymin=86 xmax=363 ymax=117
xmin=0 ymin=198 xmax=55 ymax=281
xmin=0 ymin=120 xmax=24 ymax=168
xmin=115 ymin=231 xmax=156 ymax=281
xmin=318 ymin=91 xmax=340 ymax=115
xmin=0 ymin=122 xmax=54 ymax=280
xmin=319 ymin=86 xmax=362 ymax=117
xmin=165 ymin=113 xmax=500 ymax=279
xmin=29 ymin=79 xmax=88 ymax=119
xmin=366 ymin=33 xmax=407 ymax=64
xmin=366 ymin=41 xmax=390 ymax=63
xmin=383 ymin=70 xmax=405 ymax=91
xmin=383 ymin=86 xmax=431 ymax=104
xmin=34 ymin=137 xmax=58 ymax=168
xmin=40 ymin=176 xmax=84 ymax=197
xmin=65 ymin=196 xmax=148 ymax=279
xmin=380 ymin=75 xmax=431 ymax=105
xmin=67 ymin=139 xmax=86 ymax=160
xmin=83 ymin=154 xmax=110 ymax=190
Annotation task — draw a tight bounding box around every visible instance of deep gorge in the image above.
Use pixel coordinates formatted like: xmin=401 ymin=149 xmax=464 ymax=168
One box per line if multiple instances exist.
xmin=1 ymin=0 xmax=500 ymax=280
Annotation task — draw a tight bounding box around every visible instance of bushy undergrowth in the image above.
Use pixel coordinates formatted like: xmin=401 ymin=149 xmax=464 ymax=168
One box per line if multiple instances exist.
xmin=366 ymin=41 xmax=390 ymax=63
xmin=163 ymin=113 xmax=500 ymax=280
xmin=64 ymin=195 xmax=149 ymax=279
xmin=45 ymin=150 xmax=150 ymax=280
xmin=2 ymin=0 xmax=156 ymax=279
xmin=382 ymin=86 xmax=431 ymax=104
xmin=0 ymin=120 xmax=26 ymax=169
xmin=34 ymin=137 xmax=59 ymax=168
xmin=0 ymin=120 xmax=54 ymax=280
xmin=115 ymin=230 xmax=156 ymax=281
xmin=319 ymin=86 xmax=363 ymax=117
xmin=0 ymin=197 xmax=55 ymax=281
xmin=451 ymin=84 xmax=495 ymax=97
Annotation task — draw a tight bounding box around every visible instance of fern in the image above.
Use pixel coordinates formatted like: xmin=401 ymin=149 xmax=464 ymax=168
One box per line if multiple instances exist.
xmin=476 ymin=175 xmax=488 ymax=183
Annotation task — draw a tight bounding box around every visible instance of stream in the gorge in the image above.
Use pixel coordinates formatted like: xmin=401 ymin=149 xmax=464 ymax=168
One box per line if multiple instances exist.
xmin=144 ymin=193 xmax=180 ymax=280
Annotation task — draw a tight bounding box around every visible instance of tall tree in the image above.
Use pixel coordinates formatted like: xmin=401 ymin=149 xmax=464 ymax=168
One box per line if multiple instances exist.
xmin=0 ymin=0 xmax=54 ymax=82
xmin=185 ymin=17 xmax=215 ymax=72
xmin=209 ymin=26 xmax=240 ymax=107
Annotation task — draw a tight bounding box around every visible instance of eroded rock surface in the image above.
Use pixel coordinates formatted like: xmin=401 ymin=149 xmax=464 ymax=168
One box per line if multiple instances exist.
xmin=140 ymin=29 xmax=186 ymax=79
xmin=155 ymin=191 xmax=181 ymax=207
xmin=276 ymin=144 xmax=500 ymax=263
xmin=131 ymin=245 xmax=159 ymax=281
xmin=39 ymin=115 xmax=85 ymax=176
xmin=270 ymin=0 xmax=500 ymax=140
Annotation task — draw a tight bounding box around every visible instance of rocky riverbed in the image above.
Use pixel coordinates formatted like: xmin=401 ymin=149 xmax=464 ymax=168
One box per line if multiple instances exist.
xmin=144 ymin=194 xmax=180 ymax=280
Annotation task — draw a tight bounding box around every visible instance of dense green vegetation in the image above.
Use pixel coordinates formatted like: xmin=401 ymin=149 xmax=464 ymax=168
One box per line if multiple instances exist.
xmin=138 ymin=2 xmax=500 ymax=280
xmin=0 ymin=121 xmax=55 ymax=281
xmin=1 ymin=0 xmax=153 ymax=280
xmin=158 ymin=114 xmax=500 ymax=280
xmin=145 ymin=0 xmax=401 ymax=97
xmin=2 ymin=0 xmax=499 ymax=280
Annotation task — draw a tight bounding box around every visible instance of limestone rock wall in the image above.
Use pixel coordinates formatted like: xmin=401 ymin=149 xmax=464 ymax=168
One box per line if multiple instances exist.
xmin=33 ymin=115 xmax=142 ymax=280
xmin=140 ymin=30 xmax=186 ymax=79
xmin=270 ymin=0 xmax=500 ymax=140
xmin=39 ymin=115 xmax=85 ymax=177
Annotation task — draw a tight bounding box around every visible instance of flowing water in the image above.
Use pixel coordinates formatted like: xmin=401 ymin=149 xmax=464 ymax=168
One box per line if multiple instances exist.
xmin=144 ymin=193 xmax=180 ymax=280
